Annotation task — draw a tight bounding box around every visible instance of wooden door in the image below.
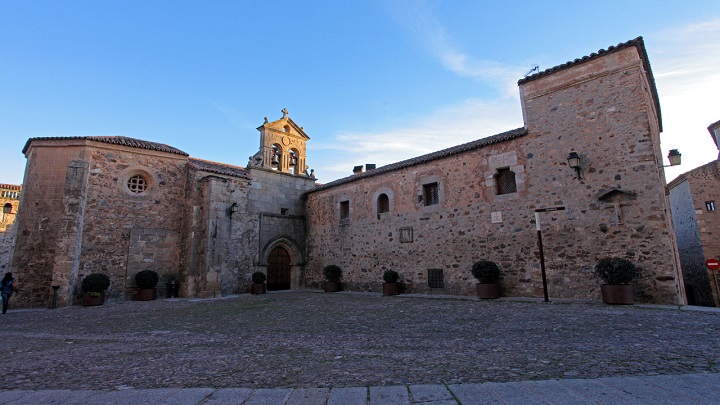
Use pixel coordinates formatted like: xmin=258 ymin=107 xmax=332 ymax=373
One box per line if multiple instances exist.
xmin=267 ymin=246 xmax=291 ymax=291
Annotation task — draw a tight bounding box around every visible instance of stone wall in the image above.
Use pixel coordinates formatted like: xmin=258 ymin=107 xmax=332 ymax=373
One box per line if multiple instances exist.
xmin=12 ymin=139 xmax=189 ymax=307
xmin=670 ymin=160 xmax=720 ymax=306
xmin=248 ymin=167 xmax=317 ymax=287
xmin=304 ymin=44 xmax=684 ymax=304
xmin=0 ymin=184 xmax=21 ymax=274
xmin=669 ymin=178 xmax=715 ymax=306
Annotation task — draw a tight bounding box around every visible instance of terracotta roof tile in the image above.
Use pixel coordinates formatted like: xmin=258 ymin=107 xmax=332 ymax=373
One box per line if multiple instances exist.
xmin=188 ymin=158 xmax=251 ymax=179
xmin=307 ymin=127 xmax=527 ymax=193
xmin=22 ymin=136 xmax=188 ymax=156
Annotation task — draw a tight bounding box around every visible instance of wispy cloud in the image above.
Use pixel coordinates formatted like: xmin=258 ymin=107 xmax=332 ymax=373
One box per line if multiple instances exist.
xmin=386 ymin=0 xmax=522 ymax=97
xmin=311 ymin=97 xmax=523 ymax=181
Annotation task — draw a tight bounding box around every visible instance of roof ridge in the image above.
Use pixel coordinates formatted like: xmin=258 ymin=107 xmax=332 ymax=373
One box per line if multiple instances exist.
xmin=307 ymin=127 xmax=527 ymax=193
xmin=22 ymin=135 xmax=188 ymax=156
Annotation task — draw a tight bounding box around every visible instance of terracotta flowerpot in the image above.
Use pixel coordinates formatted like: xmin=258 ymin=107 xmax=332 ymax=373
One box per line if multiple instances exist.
xmin=251 ymin=283 xmax=266 ymax=295
xmin=600 ymin=284 xmax=634 ymax=305
xmin=324 ymin=281 xmax=340 ymax=293
xmin=82 ymin=292 xmax=105 ymax=307
xmin=476 ymin=283 xmax=500 ymax=299
xmin=382 ymin=282 xmax=399 ymax=296
xmin=137 ymin=288 xmax=156 ymax=301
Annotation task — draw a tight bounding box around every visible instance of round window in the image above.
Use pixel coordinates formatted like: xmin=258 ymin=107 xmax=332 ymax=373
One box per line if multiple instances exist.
xmin=127 ymin=174 xmax=148 ymax=194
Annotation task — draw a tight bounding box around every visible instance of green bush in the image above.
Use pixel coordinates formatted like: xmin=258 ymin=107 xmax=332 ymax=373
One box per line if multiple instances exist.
xmin=383 ymin=270 xmax=400 ymax=283
xmin=252 ymin=271 xmax=267 ymax=284
xmin=471 ymin=260 xmax=500 ymax=284
xmin=323 ymin=265 xmax=342 ymax=282
xmin=81 ymin=273 xmax=110 ymax=294
xmin=595 ymin=258 xmax=637 ymax=285
xmin=135 ymin=270 xmax=159 ymax=289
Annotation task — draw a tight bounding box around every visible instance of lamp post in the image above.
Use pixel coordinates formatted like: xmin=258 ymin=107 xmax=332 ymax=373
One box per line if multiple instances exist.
xmin=534 ymin=206 xmax=565 ymax=302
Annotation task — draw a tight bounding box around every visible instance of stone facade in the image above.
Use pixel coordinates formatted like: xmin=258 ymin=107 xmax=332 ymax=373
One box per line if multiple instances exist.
xmin=10 ymin=37 xmax=687 ymax=306
xmin=668 ymin=121 xmax=720 ymax=306
xmin=11 ymin=114 xmax=315 ymax=308
xmin=304 ymin=38 xmax=685 ymax=304
xmin=0 ymin=184 xmax=21 ymax=273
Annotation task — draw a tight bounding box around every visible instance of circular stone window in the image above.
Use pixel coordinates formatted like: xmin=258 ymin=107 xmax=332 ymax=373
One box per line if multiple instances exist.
xmin=127 ymin=174 xmax=149 ymax=194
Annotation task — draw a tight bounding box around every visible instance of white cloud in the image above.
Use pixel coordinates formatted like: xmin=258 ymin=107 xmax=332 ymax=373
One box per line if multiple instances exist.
xmin=386 ymin=0 xmax=523 ymax=97
xmin=649 ymin=18 xmax=720 ymax=180
xmin=311 ymin=96 xmax=523 ymax=182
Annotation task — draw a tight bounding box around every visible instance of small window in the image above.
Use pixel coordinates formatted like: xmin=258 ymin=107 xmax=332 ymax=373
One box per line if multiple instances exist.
xmin=496 ymin=168 xmax=517 ymax=195
xmin=340 ymin=200 xmax=350 ymax=220
xmin=127 ymin=174 xmax=148 ymax=194
xmin=423 ymin=182 xmax=439 ymax=206
xmin=280 ymin=208 xmax=288 ymax=215
xmin=377 ymin=193 xmax=389 ymax=214
xmin=3 ymin=203 xmax=11 ymax=214
xmin=428 ymin=269 xmax=444 ymax=288
xmin=399 ymin=227 xmax=413 ymax=243
xmin=707 ymin=201 xmax=716 ymax=211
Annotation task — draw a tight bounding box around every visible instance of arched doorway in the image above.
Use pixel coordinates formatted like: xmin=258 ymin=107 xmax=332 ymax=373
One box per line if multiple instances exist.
xmin=267 ymin=246 xmax=291 ymax=291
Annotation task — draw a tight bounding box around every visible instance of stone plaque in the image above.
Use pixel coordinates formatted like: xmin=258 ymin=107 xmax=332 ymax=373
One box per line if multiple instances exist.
xmin=491 ymin=211 xmax=502 ymax=223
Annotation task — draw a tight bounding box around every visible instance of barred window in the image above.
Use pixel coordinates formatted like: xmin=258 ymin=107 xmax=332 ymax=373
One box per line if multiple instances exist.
xmin=496 ymin=168 xmax=517 ymax=195
xmin=127 ymin=175 xmax=148 ymax=194
xmin=423 ymin=182 xmax=439 ymax=206
xmin=428 ymin=269 xmax=444 ymax=288
xmin=707 ymin=201 xmax=716 ymax=211
xmin=377 ymin=193 xmax=390 ymax=214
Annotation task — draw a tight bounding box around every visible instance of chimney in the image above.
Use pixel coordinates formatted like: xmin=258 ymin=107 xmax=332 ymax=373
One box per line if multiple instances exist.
xmin=353 ymin=165 xmax=363 ymax=175
xmin=365 ymin=164 xmax=376 ymax=171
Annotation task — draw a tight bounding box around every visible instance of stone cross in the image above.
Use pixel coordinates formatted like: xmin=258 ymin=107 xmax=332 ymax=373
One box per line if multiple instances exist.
xmin=282 ymin=108 xmax=288 ymax=117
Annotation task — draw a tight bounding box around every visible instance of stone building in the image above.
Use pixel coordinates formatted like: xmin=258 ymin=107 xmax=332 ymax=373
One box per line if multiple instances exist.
xmin=668 ymin=120 xmax=720 ymax=307
xmin=0 ymin=184 xmax=21 ymax=273
xmin=10 ymin=37 xmax=686 ymax=307
xmin=11 ymin=112 xmax=315 ymax=308
xmin=304 ymin=37 xmax=685 ymax=304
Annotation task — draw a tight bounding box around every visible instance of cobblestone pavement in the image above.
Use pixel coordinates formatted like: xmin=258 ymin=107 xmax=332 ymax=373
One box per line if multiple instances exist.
xmin=0 ymin=291 xmax=718 ymax=392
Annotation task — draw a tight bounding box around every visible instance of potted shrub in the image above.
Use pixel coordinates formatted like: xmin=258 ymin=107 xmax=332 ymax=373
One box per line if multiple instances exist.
xmin=471 ymin=260 xmax=501 ymax=299
xmin=595 ymin=257 xmax=638 ymax=305
xmin=81 ymin=273 xmax=110 ymax=306
xmin=135 ymin=270 xmax=159 ymax=301
xmin=382 ymin=270 xmax=400 ymax=296
xmin=251 ymin=271 xmax=267 ymax=295
xmin=323 ymin=265 xmax=342 ymax=293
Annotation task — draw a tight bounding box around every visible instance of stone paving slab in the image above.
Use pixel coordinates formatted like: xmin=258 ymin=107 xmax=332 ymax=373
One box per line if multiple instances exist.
xmin=327 ymin=387 xmax=367 ymax=405
xmin=1 ymin=373 xmax=720 ymax=404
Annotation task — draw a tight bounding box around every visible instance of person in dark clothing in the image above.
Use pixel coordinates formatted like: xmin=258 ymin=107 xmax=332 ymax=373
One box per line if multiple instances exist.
xmin=1 ymin=272 xmax=19 ymax=314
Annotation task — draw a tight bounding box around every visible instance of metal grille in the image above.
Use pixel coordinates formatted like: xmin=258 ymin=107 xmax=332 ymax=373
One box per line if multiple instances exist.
xmin=496 ymin=168 xmax=517 ymax=195
xmin=423 ymin=182 xmax=439 ymax=206
xmin=428 ymin=269 xmax=444 ymax=288
xmin=127 ymin=175 xmax=148 ymax=194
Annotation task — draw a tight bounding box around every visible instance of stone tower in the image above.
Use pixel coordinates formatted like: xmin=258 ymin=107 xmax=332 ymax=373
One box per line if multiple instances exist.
xmin=249 ymin=108 xmax=311 ymax=176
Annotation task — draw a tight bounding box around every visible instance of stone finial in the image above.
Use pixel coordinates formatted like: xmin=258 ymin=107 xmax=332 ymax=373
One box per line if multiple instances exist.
xmin=264 ymin=117 xmax=268 ymax=124
xmin=282 ymin=108 xmax=288 ymax=118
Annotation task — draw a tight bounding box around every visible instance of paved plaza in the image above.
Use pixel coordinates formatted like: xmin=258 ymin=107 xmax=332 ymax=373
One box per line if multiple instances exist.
xmin=0 ymin=291 xmax=719 ymax=403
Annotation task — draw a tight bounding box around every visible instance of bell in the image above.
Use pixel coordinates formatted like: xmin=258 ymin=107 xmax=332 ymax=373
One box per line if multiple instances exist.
xmin=271 ymin=154 xmax=279 ymax=166
xmin=289 ymin=155 xmax=297 ymax=166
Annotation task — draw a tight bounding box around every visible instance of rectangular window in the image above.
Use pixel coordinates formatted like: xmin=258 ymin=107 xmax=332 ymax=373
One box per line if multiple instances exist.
xmin=707 ymin=201 xmax=716 ymax=211
xmin=496 ymin=168 xmax=517 ymax=195
xmin=423 ymin=182 xmax=439 ymax=206
xmin=340 ymin=200 xmax=350 ymax=220
xmin=428 ymin=269 xmax=444 ymax=288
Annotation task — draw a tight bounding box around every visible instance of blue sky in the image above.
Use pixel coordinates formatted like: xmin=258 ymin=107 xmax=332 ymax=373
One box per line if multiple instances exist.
xmin=2 ymin=0 xmax=719 ymax=185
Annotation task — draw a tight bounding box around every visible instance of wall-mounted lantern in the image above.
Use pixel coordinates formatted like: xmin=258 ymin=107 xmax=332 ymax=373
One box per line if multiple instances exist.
xmin=227 ymin=202 xmax=239 ymax=216
xmin=567 ymin=152 xmax=582 ymax=179
xmin=665 ymin=149 xmax=682 ymax=167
